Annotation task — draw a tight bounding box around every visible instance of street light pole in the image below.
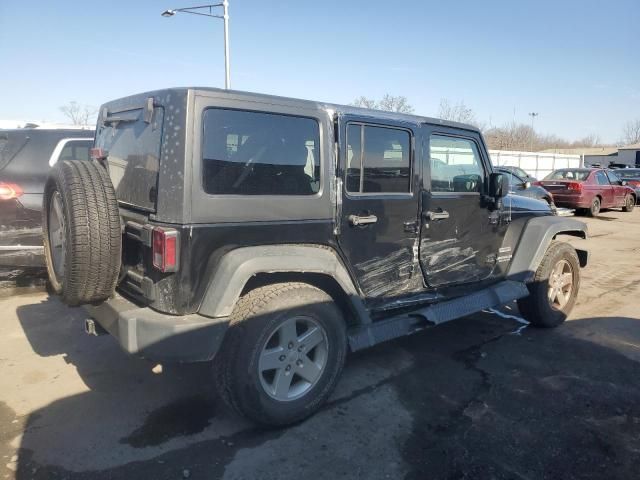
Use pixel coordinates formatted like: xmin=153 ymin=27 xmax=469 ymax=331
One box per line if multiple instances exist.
xmin=528 ymin=112 xmax=539 ymax=151
xmin=162 ymin=2 xmax=231 ymax=89
xmin=223 ymin=0 xmax=230 ymax=89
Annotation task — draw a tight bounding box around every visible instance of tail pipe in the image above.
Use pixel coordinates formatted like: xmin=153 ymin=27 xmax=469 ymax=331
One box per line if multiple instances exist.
xmin=84 ymin=318 xmax=107 ymax=336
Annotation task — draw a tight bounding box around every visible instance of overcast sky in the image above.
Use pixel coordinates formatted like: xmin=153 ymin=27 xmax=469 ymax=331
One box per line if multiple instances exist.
xmin=1 ymin=0 xmax=638 ymax=143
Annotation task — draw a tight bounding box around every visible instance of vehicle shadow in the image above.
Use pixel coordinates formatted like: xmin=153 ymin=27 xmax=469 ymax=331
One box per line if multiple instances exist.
xmin=7 ymin=295 xmax=640 ymax=479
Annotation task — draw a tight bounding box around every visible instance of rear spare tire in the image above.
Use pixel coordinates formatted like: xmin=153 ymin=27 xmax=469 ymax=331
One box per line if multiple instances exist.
xmin=43 ymin=160 xmax=121 ymax=306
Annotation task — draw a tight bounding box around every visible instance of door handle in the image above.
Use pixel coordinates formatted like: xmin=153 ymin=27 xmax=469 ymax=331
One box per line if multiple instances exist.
xmin=424 ymin=210 xmax=450 ymax=221
xmin=349 ymin=214 xmax=378 ymax=226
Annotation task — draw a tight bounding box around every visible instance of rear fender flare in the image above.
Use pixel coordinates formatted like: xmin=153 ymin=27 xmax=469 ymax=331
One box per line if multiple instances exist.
xmin=506 ymin=216 xmax=588 ymax=283
xmin=199 ymin=245 xmax=368 ymax=322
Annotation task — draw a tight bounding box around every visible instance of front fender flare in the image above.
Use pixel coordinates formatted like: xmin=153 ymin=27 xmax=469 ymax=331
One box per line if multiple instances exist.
xmin=506 ymin=216 xmax=588 ymax=283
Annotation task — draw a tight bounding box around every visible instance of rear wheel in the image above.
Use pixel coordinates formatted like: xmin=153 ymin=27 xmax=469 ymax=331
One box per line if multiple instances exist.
xmin=587 ymin=196 xmax=601 ymax=217
xmin=517 ymin=241 xmax=580 ymax=328
xmin=214 ymin=283 xmax=347 ymax=426
xmin=622 ymin=194 xmax=635 ymax=212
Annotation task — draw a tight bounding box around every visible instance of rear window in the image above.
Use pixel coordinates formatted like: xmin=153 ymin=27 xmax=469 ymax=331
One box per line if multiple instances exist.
xmin=95 ymin=107 xmax=164 ymax=211
xmin=0 ymin=131 xmax=31 ymax=170
xmin=202 ymin=109 xmax=320 ymax=195
xmin=544 ymin=170 xmax=591 ymax=181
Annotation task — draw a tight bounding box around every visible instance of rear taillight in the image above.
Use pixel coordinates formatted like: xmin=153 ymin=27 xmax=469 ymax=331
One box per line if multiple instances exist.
xmin=152 ymin=227 xmax=179 ymax=272
xmin=90 ymin=148 xmax=108 ymax=160
xmin=0 ymin=183 xmax=23 ymax=200
xmin=567 ymin=182 xmax=582 ymax=192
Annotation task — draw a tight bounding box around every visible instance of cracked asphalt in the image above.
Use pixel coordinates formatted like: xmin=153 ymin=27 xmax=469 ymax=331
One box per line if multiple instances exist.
xmin=2 ymin=210 xmax=640 ymax=480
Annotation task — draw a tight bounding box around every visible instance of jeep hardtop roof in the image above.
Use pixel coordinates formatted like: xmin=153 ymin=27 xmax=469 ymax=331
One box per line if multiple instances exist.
xmin=98 ymin=86 xmax=480 ymax=133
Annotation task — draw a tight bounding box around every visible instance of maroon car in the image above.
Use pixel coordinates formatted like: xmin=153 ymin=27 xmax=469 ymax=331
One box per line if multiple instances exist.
xmin=538 ymin=168 xmax=636 ymax=216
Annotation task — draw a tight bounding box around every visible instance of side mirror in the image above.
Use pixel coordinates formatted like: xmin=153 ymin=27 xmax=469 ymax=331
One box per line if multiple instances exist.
xmin=523 ymin=181 xmax=532 ymax=190
xmin=621 ymin=180 xmax=627 ymax=186
xmin=489 ymin=172 xmax=506 ymax=198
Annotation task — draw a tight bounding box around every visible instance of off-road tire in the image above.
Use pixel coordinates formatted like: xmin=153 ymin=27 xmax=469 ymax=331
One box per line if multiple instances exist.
xmin=622 ymin=194 xmax=635 ymax=212
xmin=587 ymin=196 xmax=601 ymax=217
xmin=42 ymin=160 xmax=121 ymax=306
xmin=214 ymin=282 xmax=347 ymax=426
xmin=517 ymin=241 xmax=580 ymax=328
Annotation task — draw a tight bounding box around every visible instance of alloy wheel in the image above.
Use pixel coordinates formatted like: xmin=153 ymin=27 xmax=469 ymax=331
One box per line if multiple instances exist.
xmin=547 ymin=259 xmax=574 ymax=310
xmin=48 ymin=191 xmax=66 ymax=280
xmin=258 ymin=316 xmax=328 ymax=401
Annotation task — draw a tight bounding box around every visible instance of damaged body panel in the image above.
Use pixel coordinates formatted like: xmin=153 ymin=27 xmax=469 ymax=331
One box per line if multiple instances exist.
xmin=77 ymin=87 xmax=587 ymax=365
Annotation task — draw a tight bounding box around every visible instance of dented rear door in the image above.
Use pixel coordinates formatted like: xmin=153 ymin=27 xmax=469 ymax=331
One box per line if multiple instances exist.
xmin=336 ymin=115 xmax=423 ymax=307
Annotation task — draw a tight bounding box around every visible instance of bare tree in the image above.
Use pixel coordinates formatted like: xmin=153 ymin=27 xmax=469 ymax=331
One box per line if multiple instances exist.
xmin=437 ymin=99 xmax=476 ymax=125
xmin=484 ymin=122 xmax=607 ymax=151
xmin=351 ymin=95 xmax=414 ymax=113
xmin=377 ymin=94 xmax=414 ymax=113
xmin=622 ymin=119 xmax=640 ymax=145
xmin=59 ymin=101 xmax=98 ymax=126
xmin=351 ymin=96 xmax=378 ymax=109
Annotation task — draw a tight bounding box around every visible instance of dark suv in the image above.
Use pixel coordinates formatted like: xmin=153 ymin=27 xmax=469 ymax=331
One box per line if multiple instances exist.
xmin=43 ymin=88 xmax=588 ymax=426
xmin=0 ymin=128 xmax=93 ymax=267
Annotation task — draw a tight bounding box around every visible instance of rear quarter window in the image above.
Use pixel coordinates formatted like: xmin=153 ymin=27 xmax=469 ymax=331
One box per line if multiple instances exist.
xmin=202 ymin=109 xmax=321 ymax=196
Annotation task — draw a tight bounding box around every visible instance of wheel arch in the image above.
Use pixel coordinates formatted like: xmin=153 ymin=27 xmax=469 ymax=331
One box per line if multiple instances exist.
xmin=199 ymin=245 xmax=370 ymax=325
xmin=506 ymin=216 xmax=588 ymax=283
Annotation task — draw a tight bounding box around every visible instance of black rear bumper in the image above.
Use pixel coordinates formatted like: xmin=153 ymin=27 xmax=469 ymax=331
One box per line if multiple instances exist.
xmin=84 ymin=293 xmax=230 ymax=363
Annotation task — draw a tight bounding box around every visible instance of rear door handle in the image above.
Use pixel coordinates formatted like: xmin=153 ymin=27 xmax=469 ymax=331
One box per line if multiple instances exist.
xmin=424 ymin=210 xmax=450 ymax=221
xmin=349 ymin=214 xmax=378 ymax=226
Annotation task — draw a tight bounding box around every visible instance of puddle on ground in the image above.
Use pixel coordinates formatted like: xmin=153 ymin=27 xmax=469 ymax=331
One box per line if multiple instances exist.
xmin=120 ymin=395 xmax=216 ymax=448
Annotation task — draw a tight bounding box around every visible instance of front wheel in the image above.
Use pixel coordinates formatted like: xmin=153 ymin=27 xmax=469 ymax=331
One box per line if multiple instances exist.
xmin=214 ymin=283 xmax=347 ymax=426
xmin=622 ymin=194 xmax=635 ymax=212
xmin=517 ymin=241 xmax=580 ymax=328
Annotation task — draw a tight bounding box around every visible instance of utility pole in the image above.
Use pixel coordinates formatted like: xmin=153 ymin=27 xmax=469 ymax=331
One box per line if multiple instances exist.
xmin=528 ymin=112 xmax=539 ymax=151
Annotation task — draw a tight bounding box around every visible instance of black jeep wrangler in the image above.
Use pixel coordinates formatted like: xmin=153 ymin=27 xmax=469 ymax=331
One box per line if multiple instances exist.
xmin=42 ymin=88 xmax=588 ymax=426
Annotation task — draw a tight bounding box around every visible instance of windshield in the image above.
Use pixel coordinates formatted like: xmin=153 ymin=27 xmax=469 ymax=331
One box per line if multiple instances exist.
xmin=544 ymin=169 xmax=591 ymax=181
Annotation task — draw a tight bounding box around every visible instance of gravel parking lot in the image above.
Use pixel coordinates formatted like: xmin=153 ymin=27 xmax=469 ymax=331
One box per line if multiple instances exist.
xmin=2 ymin=210 xmax=640 ymax=480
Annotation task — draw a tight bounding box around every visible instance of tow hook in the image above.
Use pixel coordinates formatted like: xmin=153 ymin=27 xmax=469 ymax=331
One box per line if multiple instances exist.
xmin=84 ymin=318 xmax=106 ymax=336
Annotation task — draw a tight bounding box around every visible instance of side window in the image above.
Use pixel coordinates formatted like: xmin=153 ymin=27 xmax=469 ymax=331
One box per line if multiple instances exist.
xmin=202 ymin=109 xmax=320 ymax=195
xmin=504 ymin=172 xmax=521 ymax=191
xmin=50 ymin=139 xmax=92 ymax=167
xmin=346 ymin=124 xmax=362 ymax=193
xmin=430 ymin=135 xmax=484 ymax=193
xmin=345 ymin=124 xmax=411 ymax=194
xmin=58 ymin=140 xmax=90 ymax=161
xmin=595 ymin=171 xmax=610 ymax=185
xmin=606 ymin=171 xmax=621 ymax=184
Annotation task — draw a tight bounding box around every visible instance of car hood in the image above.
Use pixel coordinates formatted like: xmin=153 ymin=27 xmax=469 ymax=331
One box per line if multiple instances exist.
xmin=504 ymin=194 xmax=554 ymax=213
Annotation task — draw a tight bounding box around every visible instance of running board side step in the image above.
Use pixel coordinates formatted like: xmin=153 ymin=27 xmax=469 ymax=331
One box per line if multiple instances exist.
xmin=347 ymin=280 xmax=529 ymax=352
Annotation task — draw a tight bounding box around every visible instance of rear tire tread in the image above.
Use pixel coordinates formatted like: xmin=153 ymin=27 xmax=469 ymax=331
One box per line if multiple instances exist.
xmin=43 ymin=160 xmax=121 ymax=306
xmin=214 ymin=282 xmax=346 ymax=426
